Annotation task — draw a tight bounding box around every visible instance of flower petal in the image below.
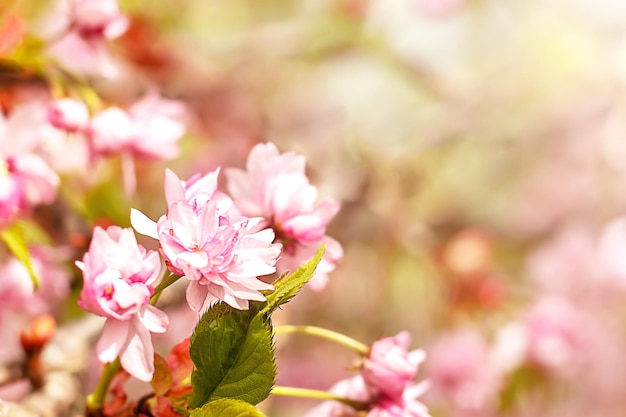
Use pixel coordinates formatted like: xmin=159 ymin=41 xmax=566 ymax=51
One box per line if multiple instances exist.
xmin=139 ymin=305 xmax=169 ymax=333
xmin=97 ymin=318 xmax=131 ymax=363
xmin=130 ymin=208 xmax=158 ymax=239
xmin=119 ymin=318 xmax=154 ymax=381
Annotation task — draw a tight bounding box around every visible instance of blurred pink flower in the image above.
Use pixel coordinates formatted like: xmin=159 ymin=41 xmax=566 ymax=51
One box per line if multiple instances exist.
xmin=127 ymin=92 xmax=186 ymax=160
xmin=225 ymin=142 xmax=342 ymax=290
xmin=10 ymin=154 xmax=59 ymax=207
xmin=0 ymin=247 xmax=71 ymax=363
xmin=88 ymin=107 xmax=133 ymax=155
xmin=426 ymin=329 xmax=502 ymax=413
xmin=369 ymin=382 xmax=431 ymax=417
xmin=70 ymin=0 xmax=129 ymax=39
xmin=304 ymin=375 xmax=430 ymax=417
xmin=494 ymin=297 xmax=595 ymax=379
xmin=303 ymin=375 xmax=369 ymax=417
xmin=526 ymin=225 xmax=598 ymax=298
xmin=48 ymin=98 xmax=90 ymax=132
xmin=43 ymin=0 xmax=128 ymax=76
xmin=304 ymin=332 xmax=430 ymax=417
xmin=131 ymin=169 xmax=281 ymax=311
xmin=0 ymin=102 xmax=60 ymax=224
xmin=88 ymin=93 xmax=185 ymax=160
xmin=362 ymin=331 xmax=426 ymax=397
xmin=522 ymin=297 xmax=593 ymax=373
xmin=527 ymin=218 xmax=626 ymax=303
xmin=597 ymin=217 xmax=626 ymax=293
xmin=76 ymin=226 xmax=168 ymax=381
xmin=0 ymin=164 xmax=22 ymax=225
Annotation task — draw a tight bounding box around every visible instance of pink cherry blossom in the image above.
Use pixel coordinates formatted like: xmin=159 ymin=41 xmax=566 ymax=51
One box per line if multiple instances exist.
xmin=302 ymin=375 xmax=370 ymax=417
xmin=88 ymin=93 xmax=185 ymax=160
xmin=88 ymin=107 xmax=134 ymax=156
xmin=10 ymin=154 xmax=59 ymax=207
xmin=0 ymin=101 xmax=60 ymax=223
xmin=303 ymin=375 xmax=431 ymax=417
xmin=127 ymin=92 xmax=186 ymax=160
xmin=131 ymin=169 xmax=281 ymax=311
xmin=368 ymin=382 xmax=431 ymax=417
xmin=522 ymin=297 xmax=593 ymax=373
xmin=48 ymin=98 xmax=90 ymax=132
xmin=0 ymin=163 xmax=22 ymax=226
xmin=225 ymin=142 xmax=342 ymax=290
xmin=70 ymin=0 xmax=129 ymax=39
xmin=426 ymin=329 xmax=503 ymax=413
xmin=303 ymin=332 xmax=430 ymax=417
xmin=0 ymin=247 xmax=71 ymax=363
xmin=76 ymin=226 xmax=168 ymax=381
xmin=596 ymin=217 xmax=626 ymax=293
xmin=362 ymin=331 xmax=426 ymax=397
xmin=42 ymin=0 xmax=128 ymax=77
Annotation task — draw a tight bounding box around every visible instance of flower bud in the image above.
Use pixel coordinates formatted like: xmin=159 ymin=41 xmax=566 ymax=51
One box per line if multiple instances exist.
xmin=362 ymin=331 xmax=425 ymax=397
xmin=48 ymin=98 xmax=90 ymax=132
xmin=20 ymin=314 xmax=56 ymax=355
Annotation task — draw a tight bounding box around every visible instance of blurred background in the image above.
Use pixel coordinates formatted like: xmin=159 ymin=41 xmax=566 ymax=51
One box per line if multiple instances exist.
xmin=4 ymin=0 xmax=626 ymax=416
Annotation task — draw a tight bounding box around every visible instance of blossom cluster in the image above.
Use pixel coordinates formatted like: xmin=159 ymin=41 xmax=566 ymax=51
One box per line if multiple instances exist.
xmin=74 ymin=142 xmax=343 ymax=381
xmin=0 ymin=0 xmax=345 ymax=385
xmin=307 ymin=332 xmax=430 ymax=417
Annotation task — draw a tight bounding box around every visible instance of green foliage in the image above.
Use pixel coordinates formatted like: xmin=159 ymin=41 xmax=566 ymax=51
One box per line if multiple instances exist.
xmin=261 ymin=244 xmax=326 ymax=314
xmin=0 ymin=222 xmax=40 ymax=289
xmin=188 ymin=303 xmax=275 ymax=408
xmin=189 ymin=245 xmax=326 ymax=410
xmin=189 ymin=399 xmax=266 ymax=417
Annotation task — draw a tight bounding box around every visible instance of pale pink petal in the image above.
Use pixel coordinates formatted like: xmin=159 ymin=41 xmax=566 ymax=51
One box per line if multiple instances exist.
xmin=409 ymin=349 xmax=427 ymax=367
xmin=48 ymin=98 xmax=90 ymax=132
xmin=97 ymin=318 xmax=131 ymax=363
xmin=186 ymin=281 xmax=209 ymax=312
xmin=138 ymin=305 xmax=169 ymax=334
xmin=89 ymin=107 xmax=133 ymax=154
xmin=11 ymin=154 xmax=60 ymax=206
xmin=164 ymin=169 xmax=186 ymax=206
xmin=130 ymin=208 xmax=159 ymax=239
xmin=119 ymin=318 xmax=154 ymax=381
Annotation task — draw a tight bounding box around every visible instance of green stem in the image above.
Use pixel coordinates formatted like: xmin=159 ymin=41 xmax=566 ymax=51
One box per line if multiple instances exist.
xmin=274 ymin=325 xmax=369 ymax=356
xmin=150 ymin=273 xmax=182 ymax=305
xmin=271 ymin=386 xmax=368 ymax=411
xmin=86 ymin=358 xmax=120 ymax=412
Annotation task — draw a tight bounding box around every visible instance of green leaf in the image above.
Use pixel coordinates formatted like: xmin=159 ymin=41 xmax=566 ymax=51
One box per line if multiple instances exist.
xmin=188 ymin=244 xmax=326 ymax=410
xmin=189 ymin=303 xmax=275 ymax=409
xmin=261 ymin=244 xmax=326 ymax=315
xmin=189 ymin=399 xmax=266 ymax=417
xmin=0 ymin=222 xmax=40 ymax=289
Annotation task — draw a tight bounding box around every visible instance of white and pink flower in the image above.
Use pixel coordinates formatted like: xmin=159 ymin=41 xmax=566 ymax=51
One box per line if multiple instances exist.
xmin=88 ymin=93 xmax=185 ymax=160
xmin=304 ymin=332 xmax=430 ymax=417
xmin=0 ymin=101 xmax=61 ymax=225
xmin=225 ymin=142 xmax=343 ymax=290
xmin=76 ymin=226 xmax=168 ymax=381
xmin=362 ymin=331 xmax=426 ymax=397
xmin=70 ymin=0 xmax=129 ymax=39
xmin=131 ymin=168 xmax=281 ymax=311
xmin=43 ymin=0 xmax=129 ymax=77
xmin=47 ymin=98 xmax=90 ymax=132
xmin=426 ymin=329 xmax=503 ymax=413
